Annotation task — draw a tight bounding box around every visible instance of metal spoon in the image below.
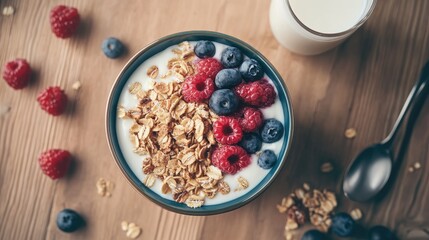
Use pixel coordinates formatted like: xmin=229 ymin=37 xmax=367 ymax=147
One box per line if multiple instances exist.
xmin=343 ymin=60 xmax=429 ymax=202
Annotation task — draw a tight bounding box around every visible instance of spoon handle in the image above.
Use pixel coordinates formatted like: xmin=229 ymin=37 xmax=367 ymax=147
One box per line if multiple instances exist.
xmin=382 ymin=60 xmax=429 ymax=148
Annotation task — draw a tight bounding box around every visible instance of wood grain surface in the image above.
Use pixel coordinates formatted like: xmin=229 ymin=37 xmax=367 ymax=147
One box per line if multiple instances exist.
xmin=1 ymin=0 xmax=429 ymax=239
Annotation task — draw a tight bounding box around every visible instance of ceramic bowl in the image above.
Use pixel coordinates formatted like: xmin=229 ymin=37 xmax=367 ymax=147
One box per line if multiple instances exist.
xmin=106 ymin=31 xmax=293 ymax=215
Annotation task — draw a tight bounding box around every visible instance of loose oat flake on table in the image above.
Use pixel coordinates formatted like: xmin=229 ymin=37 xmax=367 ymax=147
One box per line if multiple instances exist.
xmin=0 ymin=105 xmax=11 ymax=116
xmin=320 ymin=162 xmax=333 ymax=173
xmin=408 ymin=162 xmax=422 ymax=173
xmin=118 ymin=42 xmax=229 ymax=208
xmin=344 ymin=128 xmax=357 ymax=139
xmin=2 ymin=6 xmax=14 ymax=16
xmin=96 ymin=178 xmax=114 ymax=197
xmin=121 ymin=221 xmax=142 ymax=239
xmin=350 ymin=208 xmax=363 ymax=220
xmin=414 ymin=162 xmax=421 ymax=169
xmin=72 ymin=81 xmax=82 ymax=90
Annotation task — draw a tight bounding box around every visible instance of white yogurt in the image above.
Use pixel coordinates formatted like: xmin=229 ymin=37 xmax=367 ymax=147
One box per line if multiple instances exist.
xmin=116 ymin=41 xmax=285 ymax=205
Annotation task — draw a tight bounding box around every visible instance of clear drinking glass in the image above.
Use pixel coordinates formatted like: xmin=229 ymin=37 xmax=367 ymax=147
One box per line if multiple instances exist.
xmin=269 ymin=0 xmax=377 ymax=55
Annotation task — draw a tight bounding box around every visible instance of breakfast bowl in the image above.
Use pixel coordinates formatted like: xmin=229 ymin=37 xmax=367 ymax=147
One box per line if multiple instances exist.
xmin=106 ymin=31 xmax=293 ymax=215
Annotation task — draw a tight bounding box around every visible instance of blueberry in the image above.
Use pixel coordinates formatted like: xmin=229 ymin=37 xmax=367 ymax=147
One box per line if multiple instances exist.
xmin=301 ymin=230 xmax=327 ymax=240
xmin=260 ymin=119 xmax=284 ymax=143
xmin=102 ymin=37 xmax=124 ymax=58
xmin=194 ymin=40 xmax=216 ymax=58
xmin=56 ymin=209 xmax=85 ymax=233
xmin=221 ymin=47 xmax=244 ymax=68
xmin=239 ymin=133 xmax=262 ymax=154
xmin=257 ymin=149 xmax=277 ymax=169
xmin=209 ymin=89 xmax=240 ymax=115
xmin=215 ymin=69 xmax=242 ymax=89
xmin=239 ymin=59 xmax=264 ymax=82
xmin=368 ymin=226 xmax=396 ymax=240
xmin=331 ymin=212 xmax=355 ymax=237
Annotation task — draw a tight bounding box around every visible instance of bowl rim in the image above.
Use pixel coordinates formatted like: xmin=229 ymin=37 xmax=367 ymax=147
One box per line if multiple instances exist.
xmin=105 ymin=30 xmax=294 ymax=215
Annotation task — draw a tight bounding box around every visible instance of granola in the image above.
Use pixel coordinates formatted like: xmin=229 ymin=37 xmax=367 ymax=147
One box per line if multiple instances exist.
xmin=96 ymin=178 xmax=114 ymax=197
xmin=344 ymin=128 xmax=357 ymax=139
xmin=119 ymin=42 xmax=225 ymax=207
xmin=121 ymin=221 xmax=142 ymax=239
xmin=408 ymin=162 xmax=422 ymax=173
xmin=350 ymin=208 xmax=363 ymax=220
xmin=278 ymin=183 xmax=337 ymax=236
xmin=72 ymin=81 xmax=82 ymax=90
xmin=414 ymin=162 xmax=421 ymax=169
xmin=320 ymin=162 xmax=333 ymax=173
xmin=147 ymin=65 xmax=159 ymax=79
xmin=2 ymin=6 xmax=14 ymax=16
xmin=235 ymin=176 xmax=249 ymax=191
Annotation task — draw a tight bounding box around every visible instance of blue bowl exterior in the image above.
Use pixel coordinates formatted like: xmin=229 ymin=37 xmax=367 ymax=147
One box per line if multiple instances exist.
xmin=106 ymin=31 xmax=293 ymax=215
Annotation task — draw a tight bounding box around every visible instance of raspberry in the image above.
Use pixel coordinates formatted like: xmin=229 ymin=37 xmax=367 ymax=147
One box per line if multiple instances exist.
xmin=213 ymin=117 xmax=243 ymax=145
xmin=38 ymin=149 xmax=72 ymax=179
xmin=2 ymin=59 xmax=32 ymax=90
xmin=50 ymin=5 xmax=80 ymax=38
xmin=234 ymin=107 xmax=263 ymax=132
xmin=182 ymin=73 xmax=215 ymax=103
xmin=196 ymin=58 xmax=223 ymax=79
xmin=37 ymin=86 xmax=68 ymax=116
xmin=212 ymin=145 xmax=250 ymax=174
xmin=234 ymin=79 xmax=276 ymax=108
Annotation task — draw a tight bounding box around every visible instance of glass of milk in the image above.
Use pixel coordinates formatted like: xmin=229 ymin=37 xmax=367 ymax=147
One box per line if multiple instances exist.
xmin=269 ymin=0 xmax=377 ymax=55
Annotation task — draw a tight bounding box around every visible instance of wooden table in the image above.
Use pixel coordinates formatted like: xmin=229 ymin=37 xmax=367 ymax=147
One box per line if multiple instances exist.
xmin=1 ymin=0 xmax=428 ymax=239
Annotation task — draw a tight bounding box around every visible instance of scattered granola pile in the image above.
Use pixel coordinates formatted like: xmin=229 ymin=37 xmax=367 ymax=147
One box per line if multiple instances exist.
xmin=277 ymin=183 xmax=337 ymax=238
xmin=121 ymin=221 xmax=142 ymax=239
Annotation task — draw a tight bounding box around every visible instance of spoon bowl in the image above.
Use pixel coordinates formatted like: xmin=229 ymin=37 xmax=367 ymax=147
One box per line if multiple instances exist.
xmin=343 ymin=144 xmax=392 ymax=202
xmin=343 ymin=60 xmax=429 ymax=202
